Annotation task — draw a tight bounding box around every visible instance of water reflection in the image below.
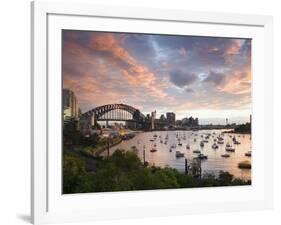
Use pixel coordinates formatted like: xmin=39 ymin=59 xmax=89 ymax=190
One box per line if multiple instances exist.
xmin=104 ymin=130 xmax=251 ymax=180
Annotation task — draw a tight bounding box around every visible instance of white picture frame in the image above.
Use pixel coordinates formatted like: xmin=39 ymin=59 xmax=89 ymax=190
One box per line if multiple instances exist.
xmin=31 ymin=1 xmax=273 ymax=224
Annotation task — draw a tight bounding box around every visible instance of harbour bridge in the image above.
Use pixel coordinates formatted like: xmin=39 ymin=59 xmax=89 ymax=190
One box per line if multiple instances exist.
xmin=79 ymin=104 xmax=148 ymax=134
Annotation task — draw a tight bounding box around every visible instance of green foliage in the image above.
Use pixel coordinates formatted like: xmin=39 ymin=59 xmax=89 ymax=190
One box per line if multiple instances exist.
xmin=63 ymin=150 xmax=251 ymax=194
xmin=63 ymin=127 xmax=100 ymax=147
xmin=217 ymin=171 xmax=234 ymax=186
xmin=63 ymin=155 xmax=91 ymax=193
xmin=234 ymin=122 xmax=251 ymax=134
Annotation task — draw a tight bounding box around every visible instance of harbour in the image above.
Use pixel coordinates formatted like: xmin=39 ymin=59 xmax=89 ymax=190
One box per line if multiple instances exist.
xmin=103 ymin=129 xmax=251 ymax=180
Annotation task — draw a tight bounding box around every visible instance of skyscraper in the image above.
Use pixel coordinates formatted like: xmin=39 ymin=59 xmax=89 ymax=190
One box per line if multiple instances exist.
xmin=63 ymin=89 xmax=80 ymax=120
xmin=166 ymin=112 xmax=176 ymax=125
xmin=151 ymin=111 xmax=156 ymax=130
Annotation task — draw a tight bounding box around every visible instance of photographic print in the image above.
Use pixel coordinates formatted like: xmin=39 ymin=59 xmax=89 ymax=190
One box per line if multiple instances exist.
xmin=62 ymin=30 xmax=252 ymax=194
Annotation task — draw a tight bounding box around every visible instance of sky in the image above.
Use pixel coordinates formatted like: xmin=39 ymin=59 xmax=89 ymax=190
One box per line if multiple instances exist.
xmin=63 ymin=30 xmax=251 ymax=124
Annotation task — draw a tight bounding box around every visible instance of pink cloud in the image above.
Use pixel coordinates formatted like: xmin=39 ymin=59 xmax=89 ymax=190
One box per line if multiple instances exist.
xmin=63 ymin=33 xmax=172 ymax=112
xmin=179 ymin=47 xmax=187 ymax=57
xmin=217 ymin=67 xmax=251 ymax=95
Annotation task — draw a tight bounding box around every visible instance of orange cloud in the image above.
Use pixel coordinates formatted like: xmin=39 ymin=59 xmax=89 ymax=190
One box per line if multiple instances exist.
xmin=90 ymin=34 xmax=135 ymax=66
xmin=224 ymin=40 xmax=242 ymax=56
xmin=218 ymin=67 xmax=251 ymax=95
xmin=63 ymin=33 xmax=172 ymax=112
xmin=89 ymin=34 xmax=168 ymax=99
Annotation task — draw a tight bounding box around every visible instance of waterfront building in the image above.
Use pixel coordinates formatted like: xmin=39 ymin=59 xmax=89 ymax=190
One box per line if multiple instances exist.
xmin=63 ymin=89 xmax=80 ymax=120
xmin=166 ymin=112 xmax=176 ymax=125
xmin=182 ymin=116 xmax=199 ymax=127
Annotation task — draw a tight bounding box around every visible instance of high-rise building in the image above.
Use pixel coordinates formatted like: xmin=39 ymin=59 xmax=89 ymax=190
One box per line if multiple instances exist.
xmin=63 ymin=89 xmax=80 ymax=120
xmin=166 ymin=112 xmax=176 ymax=125
xmin=159 ymin=114 xmax=166 ymax=122
xmin=151 ymin=111 xmax=156 ymax=130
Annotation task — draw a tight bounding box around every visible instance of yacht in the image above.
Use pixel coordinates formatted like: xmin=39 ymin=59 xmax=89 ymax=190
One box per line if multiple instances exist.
xmin=212 ymin=143 xmax=218 ymax=149
xmin=225 ymin=146 xmax=235 ymax=152
xmin=175 ymin=151 xmax=184 ymax=158
xmin=234 ymin=140 xmax=241 ymax=145
xmin=193 ymin=150 xmax=201 ymax=154
xmin=218 ymin=136 xmax=224 ymax=141
xmin=197 ymin=153 xmax=208 ymax=160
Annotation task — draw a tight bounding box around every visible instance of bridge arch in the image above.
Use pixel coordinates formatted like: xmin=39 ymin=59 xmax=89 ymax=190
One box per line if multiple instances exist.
xmin=79 ymin=104 xmax=148 ymax=134
xmin=81 ymin=103 xmax=146 ymax=122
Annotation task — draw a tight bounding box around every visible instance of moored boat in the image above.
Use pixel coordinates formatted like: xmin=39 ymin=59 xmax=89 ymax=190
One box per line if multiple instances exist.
xmin=193 ymin=150 xmax=201 ymax=154
xmin=212 ymin=143 xmax=218 ymax=149
xmin=175 ymin=151 xmax=184 ymax=158
xmin=234 ymin=140 xmax=241 ymax=145
xmin=238 ymin=160 xmax=251 ymax=169
xmin=225 ymin=147 xmax=235 ymax=152
xmin=197 ymin=153 xmax=208 ymax=160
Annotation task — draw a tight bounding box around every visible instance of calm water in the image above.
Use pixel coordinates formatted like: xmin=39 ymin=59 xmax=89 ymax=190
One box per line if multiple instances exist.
xmin=104 ymin=130 xmax=251 ymax=180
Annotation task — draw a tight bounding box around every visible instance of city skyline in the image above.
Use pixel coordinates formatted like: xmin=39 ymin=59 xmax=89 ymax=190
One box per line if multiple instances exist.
xmin=63 ymin=30 xmax=251 ymax=123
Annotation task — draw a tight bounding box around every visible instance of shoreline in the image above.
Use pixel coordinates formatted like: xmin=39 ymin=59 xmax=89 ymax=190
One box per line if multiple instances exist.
xmin=222 ymin=130 xmax=251 ymax=134
xmin=93 ymin=139 xmax=122 ymax=157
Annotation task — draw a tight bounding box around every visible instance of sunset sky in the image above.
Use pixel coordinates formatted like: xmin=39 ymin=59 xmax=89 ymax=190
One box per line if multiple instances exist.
xmin=63 ymin=30 xmax=251 ymax=124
